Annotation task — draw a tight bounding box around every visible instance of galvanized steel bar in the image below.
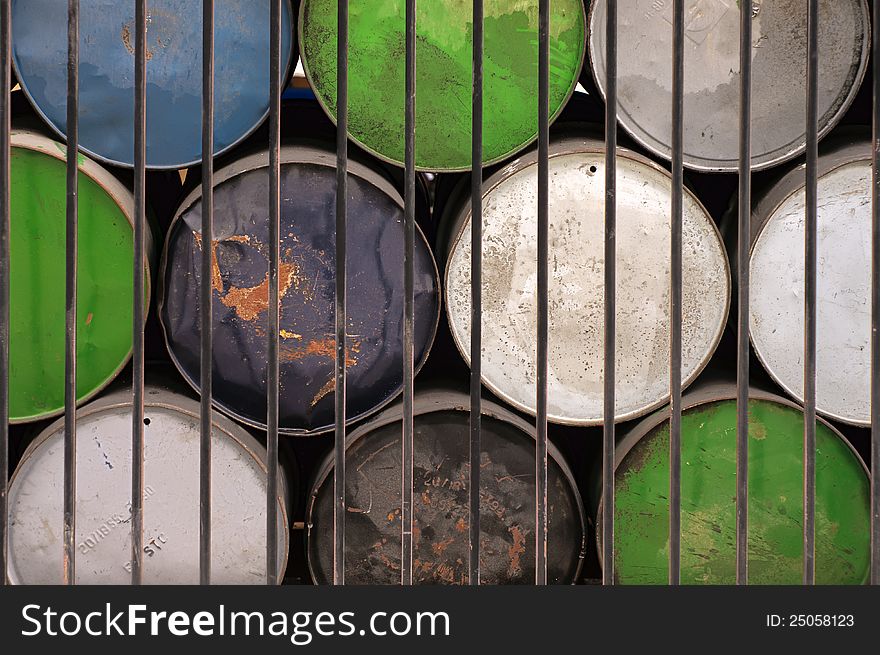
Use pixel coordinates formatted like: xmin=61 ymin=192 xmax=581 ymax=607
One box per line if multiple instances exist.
xmin=535 ymin=0 xmax=549 ymax=586
xmin=63 ymin=0 xmax=79 ymax=587
xmin=736 ymin=0 xmax=753 ymax=586
xmin=130 ymin=0 xmax=147 ymax=586
xmin=199 ymin=0 xmax=214 ymax=586
xmin=400 ymin=0 xmax=416 ymax=587
xmin=469 ymin=0 xmax=483 ymax=587
xmin=871 ymin=0 xmax=880 ymax=587
xmin=668 ymin=0 xmax=684 ymax=587
xmin=602 ymin=0 xmax=617 ymax=586
xmin=266 ymin=0 xmax=282 ymax=586
xmin=0 ymin=0 xmax=10 ymax=587
xmin=333 ymin=0 xmax=348 ymax=587
xmin=803 ymin=0 xmax=819 ymax=587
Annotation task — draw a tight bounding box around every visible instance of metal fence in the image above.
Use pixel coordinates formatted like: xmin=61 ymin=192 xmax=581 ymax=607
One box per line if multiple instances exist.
xmin=0 ymin=0 xmax=877 ymax=587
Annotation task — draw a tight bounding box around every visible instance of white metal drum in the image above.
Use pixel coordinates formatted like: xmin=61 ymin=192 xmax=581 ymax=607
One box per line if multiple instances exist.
xmin=588 ymin=0 xmax=870 ymax=172
xmin=443 ymin=135 xmax=730 ymax=425
xmin=750 ymin=138 xmax=871 ymax=426
xmin=7 ymin=385 xmax=289 ymax=584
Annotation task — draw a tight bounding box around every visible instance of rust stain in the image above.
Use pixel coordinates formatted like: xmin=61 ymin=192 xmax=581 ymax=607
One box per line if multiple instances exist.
xmin=121 ymin=23 xmax=154 ymax=60
xmin=218 ymin=260 xmax=298 ymax=321
xmin=193 ymin=232 xmax=252 ymax=296
xmin=280 ymin=330 xmax=302 ymax=340
xmin=454 ymin=517 xmax=467 ymax=533
xmin=309 ymin=377 xmax=336 ymax=408
xmin=85 ymin=312 xmax=94 ymax=326
xmin=432 ymin=537 xmax=454 ymax=556
xmin=507 ymin=525 xmax=527 ymax=579
xmin=421 ymin=491 xmax=432 ymax=506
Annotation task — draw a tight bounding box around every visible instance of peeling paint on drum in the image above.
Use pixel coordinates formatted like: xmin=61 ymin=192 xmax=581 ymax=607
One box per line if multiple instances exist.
xmin=159 ymin=143 xmax=441 ymax=435
xmin=7 ymin=385 xmax=289 ymax=585
xmin=588 ymin=0 xmax=870 ymax=172
xmin=442 ymin=134 xmax=730 ymax=425
xmin=306 ymin=389 xmax=585 ymax=584
xmin=750 ymin=138 xmax=872 ymax=426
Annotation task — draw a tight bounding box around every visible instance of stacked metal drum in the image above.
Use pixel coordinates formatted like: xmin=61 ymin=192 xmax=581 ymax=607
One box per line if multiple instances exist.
xmin=1 ymin=0 xmax=874 ymax=585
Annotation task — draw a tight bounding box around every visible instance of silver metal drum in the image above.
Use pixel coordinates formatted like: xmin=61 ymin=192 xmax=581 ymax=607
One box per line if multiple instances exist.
xmin=588 ymin=0 xmax=870 ymax=172
xmin=7 ymin=385 xmax=289 ymax=584
xmin=750 ymin=137 xmax=871 ymax=426
xmin=442 ymin=134 xmax=730 ymax=425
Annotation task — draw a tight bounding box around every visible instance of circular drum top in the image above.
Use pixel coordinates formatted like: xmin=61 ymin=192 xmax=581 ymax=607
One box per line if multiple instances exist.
xmin=9 ymin=130 xmax=149 ymax=424
xmin=750 ymin=143 xmax=871 ymax=426
xmin=11 ymin=0 xmax=294 ymax=169
xmin=307 ymin=393 xmax=585 ymax=584
xmin=444 ymin=137 xmax=730 ymax=425
xmin=299 ymin=0 xmax=585 ymax=172
xmin=612 ymin=393 xmax=869 ymax=584
xmin=8 ymin=387 xmax=288 ymax=584
xmin=588 ymin=0 xmax=870 ymax=172
xmin=160 ymin=145 xmax=440 ymax=435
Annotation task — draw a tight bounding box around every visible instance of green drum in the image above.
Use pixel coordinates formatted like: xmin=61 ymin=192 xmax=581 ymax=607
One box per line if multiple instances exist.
xmin=602 ymin=384 xmax=870 ymax=585
xmin=9 ymin=130 xmax=151 ymax=423
xmin=299 ymin=0 xmax=586 ymax=171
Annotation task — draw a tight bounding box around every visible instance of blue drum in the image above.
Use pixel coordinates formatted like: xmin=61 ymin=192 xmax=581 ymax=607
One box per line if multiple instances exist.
xmin=11 ymin=0 xmax=294 ymax=169
xmin=159 ymin=143 xmax=441 ymax=435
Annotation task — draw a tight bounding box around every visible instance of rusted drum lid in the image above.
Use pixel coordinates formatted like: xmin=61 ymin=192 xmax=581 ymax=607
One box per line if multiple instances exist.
xmin=160 ymin=144 xmax=440 ymax=435
xmin=7 ymin=386 xmax=289 ymax=584
xmin=588 ymin=0 xmax=869 ymax=172
xmin=11 ymin=0 xmax=295 ymax=169
xmin=444 ymin=135 xmax=730 ymax=425
xmin=299 ymin=0 xmax=585 ymax=172
xmin=307 ymin=390 xmax=585 ymax=584
xmin=605 ymin=384 xmax=869 ymax=584
xmin=750 ymin=139 xmax=871 ymax=425
xmin=9 ymin=129 xmax=151 ymax=424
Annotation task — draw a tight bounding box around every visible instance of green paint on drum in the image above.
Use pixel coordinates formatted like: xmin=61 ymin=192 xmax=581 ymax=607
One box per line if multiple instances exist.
xmin=10 ymin=140 xmax=144 ymax=422
xmin=614 ymin=399 xmax=870 ymax=584
xmin=299 ymin=0 xmax=585 ymax=171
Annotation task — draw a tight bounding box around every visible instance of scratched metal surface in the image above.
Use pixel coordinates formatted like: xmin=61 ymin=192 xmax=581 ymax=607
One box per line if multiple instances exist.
xmin=159 ymin=143 xmax=440 ymax=435
xmin=750 ymin=137 xmax=873 ymax=426
xmin=10 ymin=0 xmax=294 ymax=169
xmin=588 ymin=0 xmax=870 ymax=172
xmin=306 ymin=389 xmax=585 ymax=585
xmin=442 ymin=134 xmax=730 ymax=425
xmin=6 ymin=384 xmax=289 ymax=584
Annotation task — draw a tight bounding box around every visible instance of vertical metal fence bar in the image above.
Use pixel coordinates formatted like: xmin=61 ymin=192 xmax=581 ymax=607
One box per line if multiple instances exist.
xmin=199 ymin=0 xmax=214 ymax=587
xmin=668 ymin=0 xmax=684 ymax=587
xmin=468 ymin=0 xmax=483 ymax=587
xmin=535 ymin=0 xmax=549 ymax=587
xmin=130 ymin=0 xmax=147 ymax=586
xmin=873 ymin=0 xmax=880 ymax=587
xmin=333 ymin=0 xmax=348 ymax=587
xmin=400 ymin=0 xmax=416 ymax=587
xmin=803 ymin=0 xmax=819 ymax=587
xmin=266 ymin=0 xmax=282 ymax=586
xmin=0 ymin=0 xmax=10 ymax=588
xmin=736 ymin=0 xmax=752 ymax=586
xmin=602 ymin=0 xmax=617 ymax=586
xmin=63 ymin=0 xmax=79 ymax=587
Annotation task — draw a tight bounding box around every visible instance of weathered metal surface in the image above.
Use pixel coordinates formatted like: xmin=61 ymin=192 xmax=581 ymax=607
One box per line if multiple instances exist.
xmin=307 ymin=389 xmax=585 ymax=585
xmin=11 ymin=0 xmax=295 ymax=169
xmin=588 ymin=0 xmax=870 ymax=172
xmin=750 ymin=137 xmax=872 ymax=426
xmin=9 ymin=129 xmax=151 ymax=424
xmin=442 ymin=133 xmax=730 ymax=425
xmin=7 ymin=384 xmax=290 ymax=584
xmin=299 ymin=0 xmax=585 ymax=172
xmin=159 ymin=143 xmax=441 ymax=435
xmin=600 ymin=382 xmax=870 ymax=585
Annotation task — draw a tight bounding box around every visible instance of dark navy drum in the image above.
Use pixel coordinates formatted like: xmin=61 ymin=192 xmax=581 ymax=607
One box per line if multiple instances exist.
xmin=159 ymin=143 xmax=441 ymax=435
xmin=11 ymin=0 xmax=294 ymax=169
